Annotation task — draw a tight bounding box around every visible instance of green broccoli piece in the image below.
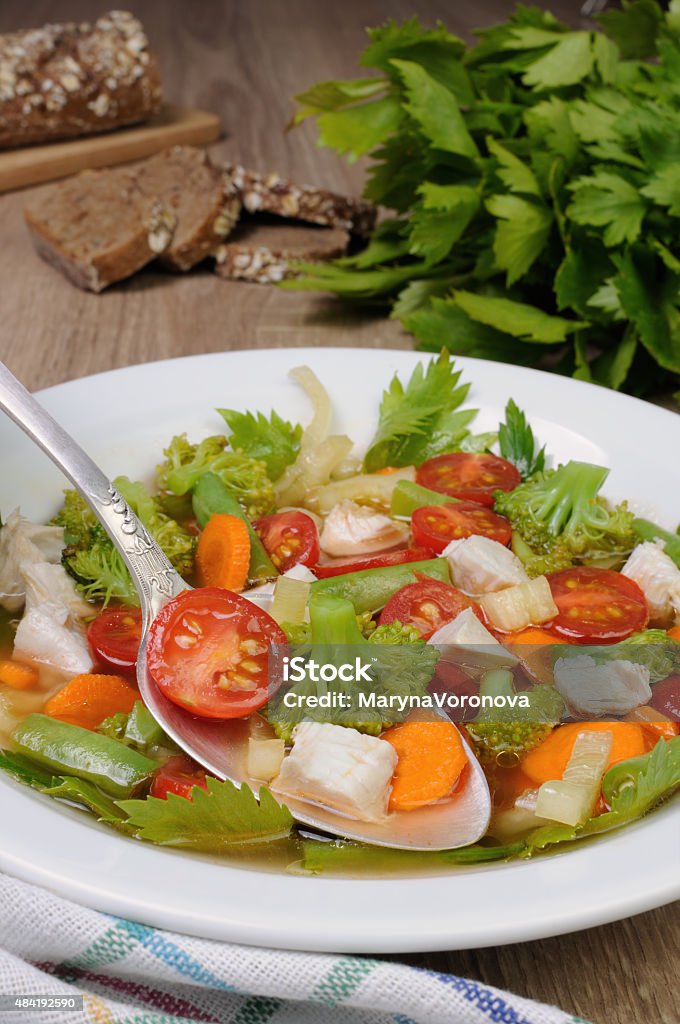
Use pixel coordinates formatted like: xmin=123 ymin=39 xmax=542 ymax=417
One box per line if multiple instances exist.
xmin=53 ymin=479 xmax=196 ymax=606
xmin=510 ymin=530 xmax=573 ymax=578
xmin=281 ymin=621 xmax=312 ymax=645
xmin=157 ymin=434 xmax=274 ymax=517
xmin=494 ymin=461 xmax=636 ymax=566
xmin=466 ymin=669 xmax=564 ymax=763
xmin=368 ymin=620 xmax=424 ymax=645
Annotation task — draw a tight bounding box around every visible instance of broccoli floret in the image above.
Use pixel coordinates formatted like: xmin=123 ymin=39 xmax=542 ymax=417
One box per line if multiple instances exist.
xmin=368 ymin=620 xmax=424 ymax=645
xmin=114 ymin=477 xmax=195 ymax=578
xmin=157 ymin=434 xmax=274 ymax=516
xmin=495 ymin=461 xmax=636 ymax=566
xmin=511 ymin=530 xmax=573 ymax=578
xmin=466 ymin=669 xmax=564 ymax=763
xmin=281 ymin=621 xmax=312 ymax=645
xmin=53 ymin=480 xmax=196 ymax=606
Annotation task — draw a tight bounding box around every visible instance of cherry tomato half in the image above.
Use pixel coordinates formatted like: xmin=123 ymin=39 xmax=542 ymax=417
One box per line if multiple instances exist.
xmin=87 ymin=607 xmax=143 ymax=675
xmin=314 ymin=547 xmax=432 ymax=579
xmin=255 ymin=511 xmax=319 ymax=572
xmin=649 ymin=675 xmax=680 ymax=721
xmin=147 ymin=587 xmax=287 ymax=719
xmin=378 ymin=578 xmax=470 ymax=640
xmin=412 ymin=502 xmax=512 ymax=553
xmin=546 ymin=567 xmax=648 ymax=644
xmin=150 ymin=755 xmax=210 ymax=800
xmin=416 ymin=453 xmax=520 ymax=507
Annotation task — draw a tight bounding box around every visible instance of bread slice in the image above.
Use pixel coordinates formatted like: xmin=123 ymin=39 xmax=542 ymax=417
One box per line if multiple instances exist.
xmin=225 ymin=164 xmax=376 ymax=237
xmin=136 ymin=147 xmax=241 ymax=271
xmin=214 ymin=218 xmax=349 ymax=284
xmin=24 ymin=167 xmax=175 ymax=292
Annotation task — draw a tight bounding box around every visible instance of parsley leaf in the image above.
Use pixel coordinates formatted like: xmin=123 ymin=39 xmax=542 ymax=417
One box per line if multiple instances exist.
xmin=118 ymin=777 xmax=293 ymax=851
xmin=363 ymin=351 xmax=475 ymax=471
xmin=452 ymin=291 xmax=587 ymax=344
xmin=218 ymin=408 xmax=302 ymax=481
xmin=568 ymin=172 xmax=648 ymax=247
xmin=486 ymin=194 xmax=553 ymax=285
xmin=498 ymin=398 xmax=546 ymax=478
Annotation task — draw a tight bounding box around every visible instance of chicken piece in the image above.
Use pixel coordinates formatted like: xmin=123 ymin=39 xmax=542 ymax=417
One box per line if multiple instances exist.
xmin=0 ymin=509 xmax=65 ymax=612
xmin=271 ymin=721 xmax=398 ymax=822
xmin=319 ymin=500 xmax=409 ymax=557
xmin=442 ymin=535 xmax=529 ymax=595
xmin=553 ymin=654 xmax=652 ymax=717
xmin=13 ymin=601 xmax=92 ymax=676
xmin=429 ymin=607 xmax=518 ymax=669
xmin=621 ymin=542 xmax=680 ymax=626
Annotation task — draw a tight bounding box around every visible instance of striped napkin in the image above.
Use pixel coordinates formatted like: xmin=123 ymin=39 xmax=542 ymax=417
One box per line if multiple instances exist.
xmin=0 ymin=874 xmax=590 ymax=1024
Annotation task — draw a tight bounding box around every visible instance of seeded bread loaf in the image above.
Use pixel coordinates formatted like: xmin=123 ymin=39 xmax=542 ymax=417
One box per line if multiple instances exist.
xmin=24 ymin=167 xmax=175 ymax=292
xmin=0 ymin=11 xmax=162 ymax=149
xmin=214 ymin=219 xmax=350 ymax=284
xmin=135 ymin=147 xmax=241 ymax=271
xmin=225 ymin=164 xmax=376 ymax=237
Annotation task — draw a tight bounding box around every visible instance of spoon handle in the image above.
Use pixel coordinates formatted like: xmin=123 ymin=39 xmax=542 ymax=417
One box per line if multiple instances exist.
xmin=0 ymin=361 xmax=184 ymax=622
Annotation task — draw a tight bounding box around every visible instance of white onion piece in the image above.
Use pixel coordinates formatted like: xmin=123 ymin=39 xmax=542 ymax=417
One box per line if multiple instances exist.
xmin=289 ymin=366 xmax=332 ymax=448
xmin=247 ymin=738 xmax=286 ymax=782
xmin=270 ymin=576 xmax=310 ymax=626
xmin=480 ymin=576 xmax=558 ymax=633
xmin=535 ymin=729 xmax=613 ymax=826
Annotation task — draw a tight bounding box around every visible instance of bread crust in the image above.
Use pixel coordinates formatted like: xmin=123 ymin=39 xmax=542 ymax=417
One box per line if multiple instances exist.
xmin=225 ymin=164 xmax=376 ymax=237
xmin=0 ymin=11 xmax=162 ymax=149
xmin=215 ymin=221 xmax=349 ymax=284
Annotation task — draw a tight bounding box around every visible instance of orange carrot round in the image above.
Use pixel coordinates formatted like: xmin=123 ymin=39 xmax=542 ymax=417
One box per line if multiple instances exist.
xmin=505 ymin=628 xmax=568 ymax=645
xmin=44 ymin=673 xmax=139 ymax=730
xmin=522 ymin=721 xmax=646 ymax=786
xmin=0 ymin=659 xmax=39 ymax=691
xmin=196 ymin=514 xmax=250 ymax=592
xmin=667 ymin=624 xmax=680 ymax=642
xmin=382 ymin=720 xmax=468 ymax=812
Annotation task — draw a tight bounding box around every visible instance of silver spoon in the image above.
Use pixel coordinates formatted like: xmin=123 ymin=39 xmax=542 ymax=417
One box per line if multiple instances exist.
xmin=0 ymin=361 xmax=491 ymax=851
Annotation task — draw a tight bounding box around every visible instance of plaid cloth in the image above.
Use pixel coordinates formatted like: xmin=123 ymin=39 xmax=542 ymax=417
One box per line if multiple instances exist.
xmin=0 ymin=874 xmax=591 ymax=1024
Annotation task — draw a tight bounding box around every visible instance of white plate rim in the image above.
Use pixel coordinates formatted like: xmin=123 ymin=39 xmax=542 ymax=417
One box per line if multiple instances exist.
xmin=0 ymin=347 xmax=678 ymax=952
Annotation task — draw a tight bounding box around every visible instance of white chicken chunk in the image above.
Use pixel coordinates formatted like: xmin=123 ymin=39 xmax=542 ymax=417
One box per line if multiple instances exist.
xmin=429 ymin=608 xmax=518 ymax=668
xmin=271 ymin=721 xmax=398 ymax=822
xmin=621 ymin=542 xmax=680 ymax=626
xmin=14 ymin=602 xmax=92 ymax=676
xmin=0 ymin=510 xmax=65 ymax=612
xmin=553 ymin=654 xmax=652 ymax=717
xmin=442 ymin=535 xmax=529 ymax=595
xmin=319 ymin=500 xmax=409 ymax=557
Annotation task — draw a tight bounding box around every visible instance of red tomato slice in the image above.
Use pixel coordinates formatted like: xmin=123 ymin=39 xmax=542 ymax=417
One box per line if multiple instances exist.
xmin=546 ymin=567 xmax=648 ymax=644
xmin=87 ymin=607 xmax=143 ymax=675
xmin=412 ymin=502 xmax=512 ymax=552
xmin=255 ymin=511 xmax=319 ymax=572
xmin=147 ymin=587 xmax=286 ymax=719
xmin=416 ymin=453 xmax=521 ymax=506
xmin=150 ymin=755 xmax=210 ymax=800
xmin=378 ymin=579 xmax=470 ymax=639
xmin=314 ymin=547 xmax=432 ymax=579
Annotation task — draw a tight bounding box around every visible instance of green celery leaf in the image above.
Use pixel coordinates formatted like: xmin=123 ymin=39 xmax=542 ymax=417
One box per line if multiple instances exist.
xmin=590 ymin=326 xmax=638 ymax=389
xmin=641 ymin=166 xmax=680 ymax=217
xmin=554 ymin=246 xmax=616 ymax=319
xmin=292 ymin=78 xmax=387 ymax=125
xmin=568 ymin=172 xmax=647 ymax=247
xmin=598 ymin=0 xmax=663 ymax=59
xmin=218 ymin=408 xmax=302 ymax=481
xmin=524 ymin=97 xmax=579 ymax=164
xmin=409 ymin=185 xmax=480 ymax=265
xmin=452 ymin=291 xmax=587 ymax=343
xmin=612 ymin=251 xmax=680 ymax=372
xmin=487 ymin=137 xmax=541 ymax=196
xmin=300 ymin=837 xmax=525 ymax=874
xmin=361 ymin=19 xmax=471 ymax=104
xmin=363 ymin=351 xmax=474 ymax=471
xmin=405 ymin=298 xmax=537 ymax=364
xmin=280 ymin=261 xmax=422 ymax=297
xmin=522 ymin=33 xmax=595 ymax=90
xmin=118 ymin=777 xmax=293 ymax=851
xmin=486 ymin=194 xmax=552 ymax=285
xmin=498 ymin=398 xmax=545 ymax=478
xmin=336 ymin=220 xmax=410 ymax=268
xmin=390 ymin=59 xmax=479 ymax=161
xmin=391 ymin=278 xmax=453 ymax=319
xmin=316 ymin=96 xmax=403 ymax=162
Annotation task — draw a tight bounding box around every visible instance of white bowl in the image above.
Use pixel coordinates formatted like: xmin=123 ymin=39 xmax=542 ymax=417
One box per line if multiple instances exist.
xmin=0 ymin=348 xmax=678 ymax=952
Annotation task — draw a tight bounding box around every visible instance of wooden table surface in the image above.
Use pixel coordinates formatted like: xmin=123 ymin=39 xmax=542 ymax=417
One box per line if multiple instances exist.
xmin=0 ymin=3 xmax=678 ymax=1023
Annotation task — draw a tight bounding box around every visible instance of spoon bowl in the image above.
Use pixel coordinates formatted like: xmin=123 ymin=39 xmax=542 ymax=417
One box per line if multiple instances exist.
xmin=0 ymin=360 xmax=491 ymax=851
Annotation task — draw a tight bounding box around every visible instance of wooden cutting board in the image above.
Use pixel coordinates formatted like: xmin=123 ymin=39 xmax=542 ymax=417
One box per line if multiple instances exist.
xmin=0 ymin=105 xmax=221 ymax=193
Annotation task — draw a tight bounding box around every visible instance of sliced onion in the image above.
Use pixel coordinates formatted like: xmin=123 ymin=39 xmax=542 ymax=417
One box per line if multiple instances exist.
xmin=289 ymin=366 xmax=332 ymax=448
xmin=270 ymin=576 xmax=310 ymax=626
xmin=274 ymin=435 xmax=353 ymax=508
xmin=307 ymin=467 xmax=416 ymax=515
xmin=247 ymin=737 xmax=286 ymax=782
xmin=535 ymin=729 xmax=613 ymax=826
xmin=480 ymin=575 xmax=558 ymax=633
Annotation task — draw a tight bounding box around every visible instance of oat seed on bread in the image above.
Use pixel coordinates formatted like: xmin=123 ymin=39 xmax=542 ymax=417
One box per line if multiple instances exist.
xmin=226 ymin=164 xmax=376 ymax=237
xmin=0 ymin=11 xmax=162 ymax=149
xmin=214 ymin=219 xmax=350 ymax=284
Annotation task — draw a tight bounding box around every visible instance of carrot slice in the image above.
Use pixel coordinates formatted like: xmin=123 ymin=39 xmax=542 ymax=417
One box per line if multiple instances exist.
xmin=505 ymin=628 xmax=568 ymax=645
xmin=522 ymin=722 xmax=646 ymax=786
xmin=668 ymin=624 xmax=680 ymax=642
xmin=196 ymin=514 xmax=250 ymax=592
xmin=44 ymin=673 xmax=139 ymax=730
xmin=382 ymin=720 xmax=468 ymax=812
xmin=0 ymin=659 xmax=39 ymax=691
